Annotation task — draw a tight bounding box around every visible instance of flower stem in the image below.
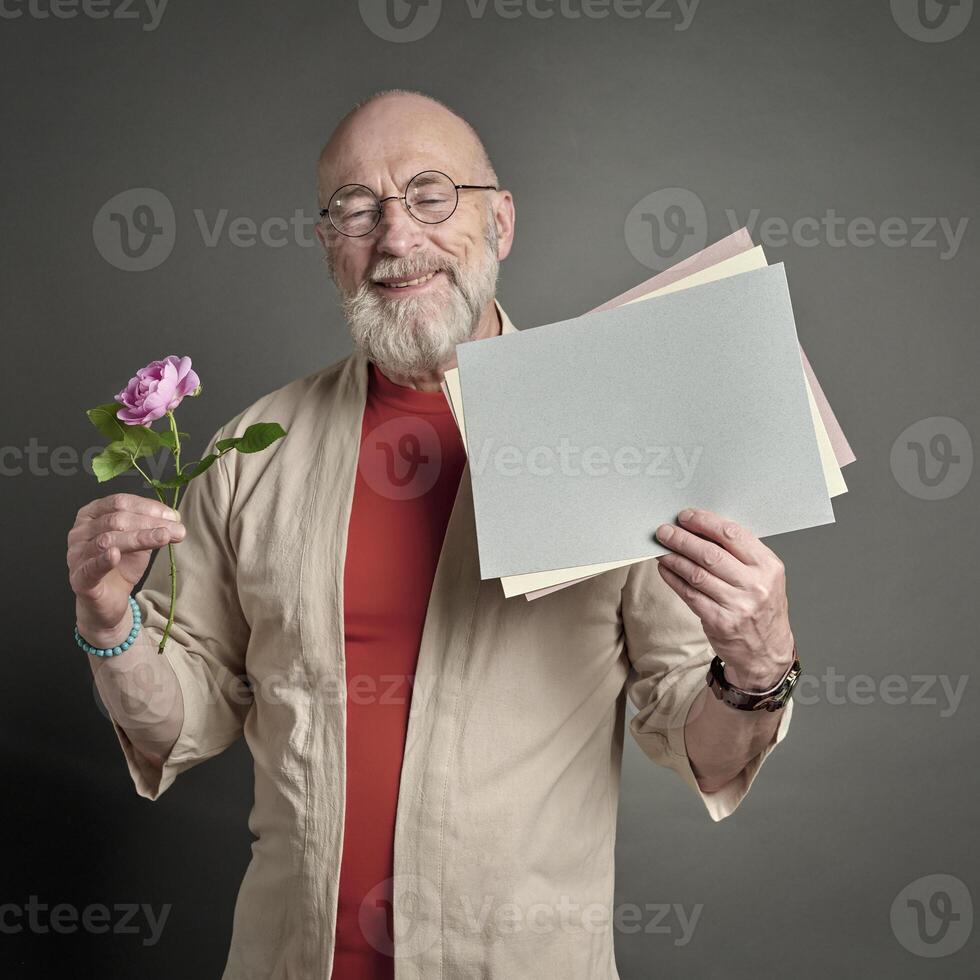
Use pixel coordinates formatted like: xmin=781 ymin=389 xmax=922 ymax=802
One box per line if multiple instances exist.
xmin=156 ymin=411 xmax=184 ymax=655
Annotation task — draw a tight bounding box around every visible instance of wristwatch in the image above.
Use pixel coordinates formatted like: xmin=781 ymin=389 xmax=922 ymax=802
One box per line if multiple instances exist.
xmin=706 ymin=650 xmax=802 ymax=712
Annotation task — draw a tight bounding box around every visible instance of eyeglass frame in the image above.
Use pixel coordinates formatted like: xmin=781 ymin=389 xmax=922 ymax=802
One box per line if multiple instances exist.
xmin=318 ymin=169 xmax=499 ymax=237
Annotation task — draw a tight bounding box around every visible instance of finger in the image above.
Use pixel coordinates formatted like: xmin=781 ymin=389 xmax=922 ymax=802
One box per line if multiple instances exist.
xmin=674 ymin=508 xmax=769 ymax=566
xmin=654 ymin=521 xmax=750 ymax=588
xmin=70 ymin=547 xmax=121 ymax=594
xmin=656 ymin=561 xmax=718 ymax=619
xmin=68 ymin=509 xmax=183 ymax=546
xmin=656 ymin=552 xmax=741 ymax=607
xmin=78 ymin=493 xmax=180 ymax=524
xmin=70 ymin=525 xmax=184 ymax=566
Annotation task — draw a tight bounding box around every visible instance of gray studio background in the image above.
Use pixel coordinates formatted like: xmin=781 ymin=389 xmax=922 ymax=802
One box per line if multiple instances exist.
xmin=2 ymin=1 xmax=978 ymax=977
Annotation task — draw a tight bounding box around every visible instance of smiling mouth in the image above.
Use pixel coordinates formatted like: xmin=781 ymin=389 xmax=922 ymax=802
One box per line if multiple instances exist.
xmin=372 ymin=269 xmax=442 ymax=289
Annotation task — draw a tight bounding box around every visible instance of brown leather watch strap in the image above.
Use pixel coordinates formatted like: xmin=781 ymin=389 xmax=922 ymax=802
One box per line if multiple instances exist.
xmin=705 ymin=651 xmax=803 ymax=712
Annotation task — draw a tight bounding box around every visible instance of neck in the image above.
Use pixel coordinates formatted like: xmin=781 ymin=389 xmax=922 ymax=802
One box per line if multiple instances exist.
xmin=381 ymin=301 xmax=501 ymax=392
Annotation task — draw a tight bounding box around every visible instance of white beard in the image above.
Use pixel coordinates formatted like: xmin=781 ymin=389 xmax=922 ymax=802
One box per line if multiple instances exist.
xmin=332 ymin=215 xmax=499 ymax=379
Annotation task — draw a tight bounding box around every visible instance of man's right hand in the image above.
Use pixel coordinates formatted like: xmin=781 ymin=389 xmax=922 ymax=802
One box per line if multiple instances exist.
xmin=68 ymin=493 xmax=186 ymax=647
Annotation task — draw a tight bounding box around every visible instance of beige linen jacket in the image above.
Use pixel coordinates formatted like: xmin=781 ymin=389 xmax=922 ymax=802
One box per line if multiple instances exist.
xmin=110 ymin=300 xmax=793 ymax=979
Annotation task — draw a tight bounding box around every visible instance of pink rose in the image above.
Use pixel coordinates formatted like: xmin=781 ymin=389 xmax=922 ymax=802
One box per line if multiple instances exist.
xmin=114 ymin=355 xmax=201 ymax=426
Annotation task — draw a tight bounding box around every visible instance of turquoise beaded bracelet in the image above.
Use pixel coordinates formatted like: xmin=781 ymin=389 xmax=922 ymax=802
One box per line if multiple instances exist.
xmin=74 ymin=595 xmax=142 ymax=657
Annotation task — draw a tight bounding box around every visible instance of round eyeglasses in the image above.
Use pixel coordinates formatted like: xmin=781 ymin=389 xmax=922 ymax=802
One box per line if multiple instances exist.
xmin=319 ymin=170 xmax=498 ymax=237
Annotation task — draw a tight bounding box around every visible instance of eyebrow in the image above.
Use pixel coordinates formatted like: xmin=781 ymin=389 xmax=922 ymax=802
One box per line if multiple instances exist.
xmin=408 ymin=172 xmax=446 ymax=188
xmin=332 ymin=170 xmax=456 ymax=195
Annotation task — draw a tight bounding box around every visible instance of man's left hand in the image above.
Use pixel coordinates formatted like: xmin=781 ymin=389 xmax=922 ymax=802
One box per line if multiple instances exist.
xmin=654 ymin=508 xmax=795 ymax=691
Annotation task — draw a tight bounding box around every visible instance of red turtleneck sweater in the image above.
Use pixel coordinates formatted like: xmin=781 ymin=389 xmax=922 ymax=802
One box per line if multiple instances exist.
xmin=331 ymin=360 xmax=467 ymax=979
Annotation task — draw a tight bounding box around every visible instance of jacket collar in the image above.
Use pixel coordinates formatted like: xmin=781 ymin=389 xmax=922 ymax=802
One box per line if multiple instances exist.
xmin=496 ymin=297 xmax=519 ymax=337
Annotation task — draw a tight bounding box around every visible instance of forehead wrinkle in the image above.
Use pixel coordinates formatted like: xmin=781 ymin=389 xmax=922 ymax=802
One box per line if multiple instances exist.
xmin=322 ymin=145 xmax=473 ymax=200
xmin=328 ymin=157 xmax=467 ymax=198
xmin=317 ymin=95 xmax=490 ymax=203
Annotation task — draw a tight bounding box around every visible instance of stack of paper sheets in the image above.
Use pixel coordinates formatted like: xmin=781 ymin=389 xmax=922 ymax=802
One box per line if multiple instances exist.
xmin=442 ymin=229 xmax=855 ymax=600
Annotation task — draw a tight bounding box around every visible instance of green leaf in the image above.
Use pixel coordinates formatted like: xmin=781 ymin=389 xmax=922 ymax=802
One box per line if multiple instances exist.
xmin=240 ymin=421 xmax=287 ymax=453
xmin=158 ymin=430 xmax=190 ymax=450
xmin=91 ymin=442 xmax=135 ymax=483
xmin=149 ymin=474 xmax=189 ymax=490
xmin=88 ymin=401 xmax=167 ymax=457
xmin=86 ymin=403 xmax=127 ymax=442
xmin=216 ymin=422 xmax=287 ymax=455
xmin=120 ymin=424 xmax=164 ymax=459
xmin=181 ymin=423 xmax=286 ymax=485
xmin=185 ymin=453 xmax=219 ymax=480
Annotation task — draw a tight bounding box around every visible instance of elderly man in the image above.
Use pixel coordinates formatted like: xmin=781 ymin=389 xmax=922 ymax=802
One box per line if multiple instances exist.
xmin=68 ymin=90 xmax=800 ymax=980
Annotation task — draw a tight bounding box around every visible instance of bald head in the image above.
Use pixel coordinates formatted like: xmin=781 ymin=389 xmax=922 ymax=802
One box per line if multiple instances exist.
xmin=316 ymin=90 xmax=498 ymax=206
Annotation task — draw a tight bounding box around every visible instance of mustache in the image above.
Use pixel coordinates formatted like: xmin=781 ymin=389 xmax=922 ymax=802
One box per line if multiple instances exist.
xmin=364 ymin=254 xmax=460 ymax=287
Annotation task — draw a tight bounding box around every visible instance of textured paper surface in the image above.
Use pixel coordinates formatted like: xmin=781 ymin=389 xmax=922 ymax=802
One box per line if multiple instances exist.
xmin=592 ymin=228 xmax=855 ymax=469
xmin=445 ymin=248 xmax=845 ymax=597
xmin=801 ymin=350 xmax=856 ymax=467
xmin=456 ymin=264 xmax=836 ymax=580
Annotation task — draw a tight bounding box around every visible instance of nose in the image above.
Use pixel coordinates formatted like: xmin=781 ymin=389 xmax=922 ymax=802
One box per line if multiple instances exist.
xmin=374 ymin=195 xmax=426 ymax=257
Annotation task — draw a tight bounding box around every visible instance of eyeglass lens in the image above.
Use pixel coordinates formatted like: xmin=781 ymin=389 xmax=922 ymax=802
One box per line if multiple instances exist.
xmin=328 ymin=171 xmax=458 ymax=236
